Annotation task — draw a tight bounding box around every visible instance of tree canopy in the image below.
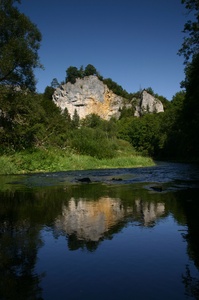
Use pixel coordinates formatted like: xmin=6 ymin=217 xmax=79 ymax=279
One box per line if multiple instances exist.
xmin=178 ymin=0 xmax=199 ymax=63
xmin=0 ymin=0 xmax=42 ymax=91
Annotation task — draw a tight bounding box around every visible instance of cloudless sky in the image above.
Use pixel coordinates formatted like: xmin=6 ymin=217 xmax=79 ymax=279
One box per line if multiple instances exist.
xmin=19 ymin=0 xmax=188 ymax=100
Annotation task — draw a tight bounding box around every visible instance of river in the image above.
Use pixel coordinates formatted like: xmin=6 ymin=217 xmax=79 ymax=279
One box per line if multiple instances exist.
xmin=0 ymin=162 xmax=199 ymax=299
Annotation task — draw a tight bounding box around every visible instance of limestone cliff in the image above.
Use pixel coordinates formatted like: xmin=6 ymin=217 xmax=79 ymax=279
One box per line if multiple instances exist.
xmin=134 ymin=90 xmax=164 ymax=117
xmin=52 ymin=76 xmax=164 ymax=120
xmin=52 ymin=75 xmax=124 ymax=120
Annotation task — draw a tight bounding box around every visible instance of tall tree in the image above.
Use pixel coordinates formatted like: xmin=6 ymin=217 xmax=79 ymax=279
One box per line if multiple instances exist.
xmin=178 ymin=0 xmax=199 ymax=64
xmin=72 ymin=109 xmax=80 ymax=129
xmin=51 ymin=78 xmax=59 ymax=89
xmin=178 ymin=0 xmax=199 ymax=159
xmin=0 ymin=0 xmax=42 ymax=91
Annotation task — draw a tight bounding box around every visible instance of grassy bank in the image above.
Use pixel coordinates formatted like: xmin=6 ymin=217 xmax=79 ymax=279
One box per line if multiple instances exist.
xmin=0 ymin=147 xmax=155 ymax=175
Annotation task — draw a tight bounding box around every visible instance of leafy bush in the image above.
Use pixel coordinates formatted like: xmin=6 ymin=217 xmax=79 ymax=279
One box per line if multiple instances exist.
xmin=70 ymin=127 xmax=117 ymax=159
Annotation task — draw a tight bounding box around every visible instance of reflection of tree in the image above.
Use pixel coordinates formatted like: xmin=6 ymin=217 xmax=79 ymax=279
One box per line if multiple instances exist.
xmin=171 ymin=189 xmax=199 ymax=299
xmin=0 ymin=190 xmax=45 ymax=300
xmin=0 ymin=219 xmax=44 ymax=300
xmin=182 ymin=264 xmax=199 ymax=299
xmin=67 ymin=233 xmax=99 ymax=252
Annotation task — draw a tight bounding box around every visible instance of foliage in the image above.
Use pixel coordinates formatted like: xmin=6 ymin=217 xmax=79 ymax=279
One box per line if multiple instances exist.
xmin=0 ymin=0 xmax=42 ymax=91
xmin=0 ymin=147 xmax=154 ymax=174
xmin=158 ymin=91 xmax=186 ymax=158
xmin=43 ymin=85 xmax=55 ymax=99
xmin=102 ymin=78 xmax=130 ymax=99
xmin=178 ymin=0 xmax=199 ymax=64
xmin=180 ymin=53 xmax=199 ymax=158
xmin=0 ymin=88 xmax=45 ymax=150
xmin=84 ymin=64 xmax=98 ymax=76
xmin=51 ymin=78 xmax=59 ymax=89
xmin=176 ymin=0 xmax=199 ymax=159
xmin=117 ymin=114 xmax=164 ymax=157
xmin=119 ymin=105 xmax=135 ymax=119
xmin=65 ymin=66 xmax=81 ymax=84
xmin=66 ymin=64 xmax=99 ymax=83
xmin=69 ymin=127 xmax=118 ymax=159
xmin=71 ymin=109 xmax=80 ymax=129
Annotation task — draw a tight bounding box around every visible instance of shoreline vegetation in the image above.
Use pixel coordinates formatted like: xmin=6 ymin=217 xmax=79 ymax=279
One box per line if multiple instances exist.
xmin=0 ymin=148 xmax=155 ymax=175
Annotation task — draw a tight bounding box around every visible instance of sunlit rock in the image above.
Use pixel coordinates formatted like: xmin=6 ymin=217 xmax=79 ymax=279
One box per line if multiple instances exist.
xmin=134 ymin=90 xmax=164 ymax=117
xmin=52 ymin=76 xmax=124 ymax=120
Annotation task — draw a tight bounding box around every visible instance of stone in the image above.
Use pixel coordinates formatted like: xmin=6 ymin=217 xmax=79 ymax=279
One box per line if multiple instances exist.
xmin=52 ymin=76 xmax=164 ymax=120
xmin=134 ymin=90 xmax=164 ymax=117
xmin=52 ymin=75 xmax=124 ymax=120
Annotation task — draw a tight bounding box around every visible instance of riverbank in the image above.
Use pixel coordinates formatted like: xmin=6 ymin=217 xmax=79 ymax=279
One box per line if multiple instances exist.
xmin=0 ymin=148 xmax=155 ymax=175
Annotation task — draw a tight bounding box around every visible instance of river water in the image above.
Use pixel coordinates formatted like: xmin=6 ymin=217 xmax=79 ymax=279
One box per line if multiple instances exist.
xmin=0 ymin=162 xmax=199 ymax=299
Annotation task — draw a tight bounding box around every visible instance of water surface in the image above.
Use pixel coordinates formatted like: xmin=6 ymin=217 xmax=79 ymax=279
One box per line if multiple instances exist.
xmin=0 ymin=162 xmax=199 ymax=299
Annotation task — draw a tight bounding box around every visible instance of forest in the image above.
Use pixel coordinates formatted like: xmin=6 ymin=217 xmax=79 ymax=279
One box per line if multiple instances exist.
xmin=0 ymin=0 xmax=198 ymax=174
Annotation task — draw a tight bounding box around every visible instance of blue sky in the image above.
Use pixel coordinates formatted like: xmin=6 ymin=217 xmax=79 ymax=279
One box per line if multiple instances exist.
xmin=19 ymin=0 xmax=188 ymax=100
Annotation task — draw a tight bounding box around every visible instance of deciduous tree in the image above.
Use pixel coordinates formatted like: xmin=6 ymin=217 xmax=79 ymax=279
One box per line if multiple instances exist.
xmin=0 ymin=0 xmax=42 ymax=91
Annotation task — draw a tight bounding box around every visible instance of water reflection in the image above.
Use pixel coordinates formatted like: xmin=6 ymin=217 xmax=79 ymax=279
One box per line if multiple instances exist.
xmin=55 ymin=197 xmax=127 ymax=241
xmin=135 ymin=199 xmax=165 ymax=226
xmin=0 ymin=219 xmax=43 ymax=300
xmin=0 ymin=172 xmax=199 ymax=299
xmin=54 ymin=197 xmax=166 ymax=243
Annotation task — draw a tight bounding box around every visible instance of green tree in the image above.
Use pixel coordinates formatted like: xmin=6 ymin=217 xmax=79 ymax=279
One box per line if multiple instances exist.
xmin=181 ymin=53 xmax=199 ymax=158
xmin=84 ymin=64 xmax=98 ymax=76
xmin=0 ymin=90 xmax=45 ymax=150
xmin=159 ymin=91 xmax=186 ymax=158
xmin=81 ymin=113 xmax=102 ymax=128
xmin=117 ymin=114 xmax=163 ymax=157
xmin=66 ymin=66 xmax=80 ymax=84
xmin=178 ymin=0 xmax=199 ymax=64
xmin=0 ymin=0 xmax=42 ymax=91
xmin=71 ymin=109 xmax=80 ymax=128
xmin=63 ymin=107 xmax=72 ymax=128
xmin=178 ymin=0 xmax=199 ymax=159
xmin=51 ymin=78 xmax=59 ymax=89
xmin=145 ymin=87 xmax=154 ymax=96
xmin=44 ymin=85 xmax=55 ymax=100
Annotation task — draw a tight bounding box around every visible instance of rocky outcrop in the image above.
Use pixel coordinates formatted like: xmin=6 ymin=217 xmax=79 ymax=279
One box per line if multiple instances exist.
xmin=134 ymin=90 xmax=164 ymax=117
xmin=52 ymin=76 xmax=124 ymax=120
xmin=52 ymin=76 xmax=164 ymax=120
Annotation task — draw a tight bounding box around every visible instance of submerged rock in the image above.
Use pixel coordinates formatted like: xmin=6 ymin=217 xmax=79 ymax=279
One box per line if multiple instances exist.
xmin=76 ymin=177 xmax=91 ymax=183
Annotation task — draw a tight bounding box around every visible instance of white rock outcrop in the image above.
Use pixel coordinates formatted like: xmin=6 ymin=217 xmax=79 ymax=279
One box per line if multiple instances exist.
xmin=52 ymin=76 xmax=164 ymax=120
xmin=52 ymin=76 xmax=124 ymax=120
xmin=134 ymin=90 xmax=164 ymax=117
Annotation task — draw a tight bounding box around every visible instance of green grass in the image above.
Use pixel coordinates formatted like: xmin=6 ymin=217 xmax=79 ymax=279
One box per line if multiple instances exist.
xmin=0 ymin=147 xmax=155 ymax=175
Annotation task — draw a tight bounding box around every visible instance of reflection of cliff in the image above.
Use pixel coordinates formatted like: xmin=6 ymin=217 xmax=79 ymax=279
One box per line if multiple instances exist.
xmin=55 ymin=197 xmax=165 ymax=242
xmin=135 ymin=199 xmax=165 ymax=226
xmin=55 ymin=197 xmax=129 ymax=241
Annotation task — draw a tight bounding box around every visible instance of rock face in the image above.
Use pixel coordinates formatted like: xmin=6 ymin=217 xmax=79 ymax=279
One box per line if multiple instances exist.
xmin=134 ymin=90 xmax=164 ymax=117
xmin=52 ymin=75 xmax=124 ymax=120
xmin=52 ymin=76 xmax=164 ymax=120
